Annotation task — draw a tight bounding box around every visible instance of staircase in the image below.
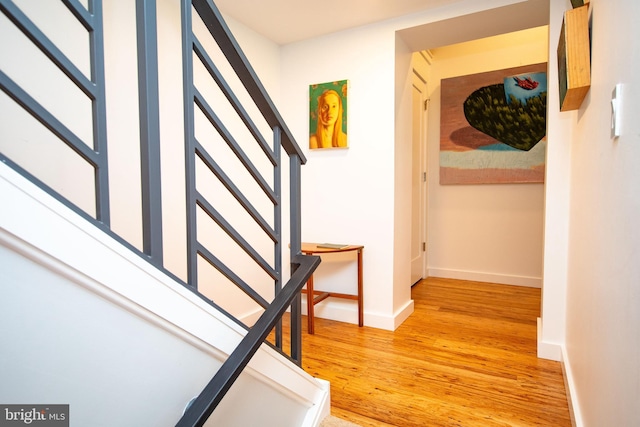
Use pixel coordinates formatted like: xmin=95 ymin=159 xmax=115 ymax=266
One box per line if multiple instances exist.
xmin=0 ymin=0 xmax=327 ymax=425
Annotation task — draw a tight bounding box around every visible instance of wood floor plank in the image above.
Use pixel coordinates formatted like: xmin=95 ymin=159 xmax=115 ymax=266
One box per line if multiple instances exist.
xmin=300 ymin=277 xmax=571 ymax=426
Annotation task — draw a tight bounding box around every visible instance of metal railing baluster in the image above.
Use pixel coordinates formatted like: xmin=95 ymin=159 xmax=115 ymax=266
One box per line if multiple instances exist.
xmin=136 ymin=0 xmax=163 ymax=265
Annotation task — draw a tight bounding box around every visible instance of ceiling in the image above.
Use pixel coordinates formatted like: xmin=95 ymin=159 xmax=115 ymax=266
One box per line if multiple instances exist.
xmin=213 ymin=0 xmax=465 ymax=45
xmin=397 ymin=0 xmax=549 ymax=52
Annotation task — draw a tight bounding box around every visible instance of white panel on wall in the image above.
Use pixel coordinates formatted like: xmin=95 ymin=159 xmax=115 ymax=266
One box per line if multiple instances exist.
xmin=281 ymin=27 xmax=400 ymax=329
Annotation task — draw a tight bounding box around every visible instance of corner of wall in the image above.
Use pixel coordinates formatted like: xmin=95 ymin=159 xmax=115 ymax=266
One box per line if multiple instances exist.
xmin=393 ymin=299 xmax=415 ymax=330
xmin=537 ymin=317 xmax=562 ymax=361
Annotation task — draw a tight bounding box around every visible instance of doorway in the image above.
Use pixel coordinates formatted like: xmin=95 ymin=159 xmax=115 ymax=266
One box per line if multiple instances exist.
xmin=410 ymin=70 xmax=428 ymax=285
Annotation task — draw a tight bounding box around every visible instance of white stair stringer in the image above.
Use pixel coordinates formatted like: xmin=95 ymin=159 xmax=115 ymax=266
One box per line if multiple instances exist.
xmin=0 ymin=162 xmax=330 ymax=427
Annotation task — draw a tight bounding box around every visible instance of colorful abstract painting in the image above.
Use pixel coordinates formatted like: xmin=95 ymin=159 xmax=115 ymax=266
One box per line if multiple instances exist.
xmin=440 ymin=63 xmax=547 ymax=184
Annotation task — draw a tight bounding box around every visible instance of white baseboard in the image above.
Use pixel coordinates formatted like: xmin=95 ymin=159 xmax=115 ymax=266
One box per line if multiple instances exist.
xmin=536 ymin=317 xmax=562 ymax=361
xmin=428 ymin=268 xmax=541 ymax=288
xmin=304 ymin=378 xmax=331 ymax=427
xmin=302 ymin=296 xmax=415 ymax=331
xmin=536 ymin=318 xmax=581 ymax=426
xmin=560 ymin=345 xmax=583 ymax=427
xmin=392 ymin=299 xmax=415 ymax=330
xmin=301 ymin=296 xmax=357 ymax=324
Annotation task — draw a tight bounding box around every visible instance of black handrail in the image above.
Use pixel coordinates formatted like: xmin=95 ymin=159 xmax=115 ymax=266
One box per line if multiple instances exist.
xmin=176 ymin=253 xmax=320 ymax=427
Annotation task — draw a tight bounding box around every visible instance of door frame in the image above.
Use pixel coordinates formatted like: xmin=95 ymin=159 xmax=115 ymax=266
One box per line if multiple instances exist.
xmin=410 ymin=69 xmax=428 ymax=285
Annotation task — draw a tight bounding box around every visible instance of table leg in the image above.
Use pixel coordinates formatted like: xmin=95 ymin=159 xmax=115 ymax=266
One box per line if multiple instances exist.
xmin=357 ymin=248 xmax=363 ymax=327
xmin=307 ymin=274 xmax=315 ymax=334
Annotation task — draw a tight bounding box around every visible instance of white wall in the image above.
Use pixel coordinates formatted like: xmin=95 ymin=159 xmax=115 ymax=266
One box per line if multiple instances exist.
xmin=280 ymin=25 xmax=403 ymax=329
xmin=560 ymin=0 xmax=640 ymax=425
xmin=425 ymin=27 xmax=548 ymax=287
xmin=223 ymin=15 xmax=281 ymax=97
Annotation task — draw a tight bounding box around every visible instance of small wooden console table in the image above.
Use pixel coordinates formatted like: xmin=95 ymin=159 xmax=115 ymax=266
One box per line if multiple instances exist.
xmin=300 ymin=243 xmax=364 ymax=334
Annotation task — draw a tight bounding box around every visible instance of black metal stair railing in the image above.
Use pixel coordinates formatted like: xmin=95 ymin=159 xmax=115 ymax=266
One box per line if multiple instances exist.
xmin=0 ymin=0 xmax=110 ymax=225
xmin=0 ymin=0 xmax=318 ymax=422
xmin=183 ymin=0 xmax=317 ymax=361
xmin=176 ymin=253 xmax=320 ymax=427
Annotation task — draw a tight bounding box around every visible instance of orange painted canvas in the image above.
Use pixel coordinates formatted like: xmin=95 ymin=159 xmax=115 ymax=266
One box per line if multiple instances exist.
xmin=309 ymin=80 xmax=348 ymax=149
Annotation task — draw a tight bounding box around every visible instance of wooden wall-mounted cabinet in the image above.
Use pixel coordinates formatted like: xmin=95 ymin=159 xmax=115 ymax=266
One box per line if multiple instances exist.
xmin=557 ymin=5 xmax=591 ymax=112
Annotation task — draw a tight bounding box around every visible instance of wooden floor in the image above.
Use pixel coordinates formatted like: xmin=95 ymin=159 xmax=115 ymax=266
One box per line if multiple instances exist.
xmin=299 ymin=277 xmax=571 ymax=427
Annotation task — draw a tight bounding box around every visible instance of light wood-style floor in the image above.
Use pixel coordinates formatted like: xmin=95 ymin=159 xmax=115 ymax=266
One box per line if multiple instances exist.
xmin=300 ymin=277 xmax=572 ymax=427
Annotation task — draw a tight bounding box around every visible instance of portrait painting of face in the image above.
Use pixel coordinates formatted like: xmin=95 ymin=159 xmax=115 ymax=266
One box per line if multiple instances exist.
xmin=309 ymin=80 xmax=348 ymax=149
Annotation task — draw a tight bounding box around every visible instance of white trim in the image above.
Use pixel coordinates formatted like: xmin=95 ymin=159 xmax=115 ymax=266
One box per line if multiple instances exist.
xmin=538 ymin=320 xmax=581 ymax=426
xmin=302 ymin=378 xmax=331 ymax=427
xmin=302 ymin=296 xmax=415 ymax=331
xmin=560 ymin=344 xmax=583 ymax=427
xmin=302 ymin=297 xmax=360 ymax=326
xmin=536 ymin=317 xmax=562 ymax=361
xmin=392 ymin=299 xmax=415 ymax=330
xmin=428 ymin=267 xmax=541 ymax=288
xmin=420 ymin=50 xmax=434 ymax=65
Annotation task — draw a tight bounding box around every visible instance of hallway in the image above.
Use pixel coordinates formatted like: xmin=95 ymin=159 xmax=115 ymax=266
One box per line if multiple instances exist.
xmin=301 ymin=277 xmax=571 ymax=426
